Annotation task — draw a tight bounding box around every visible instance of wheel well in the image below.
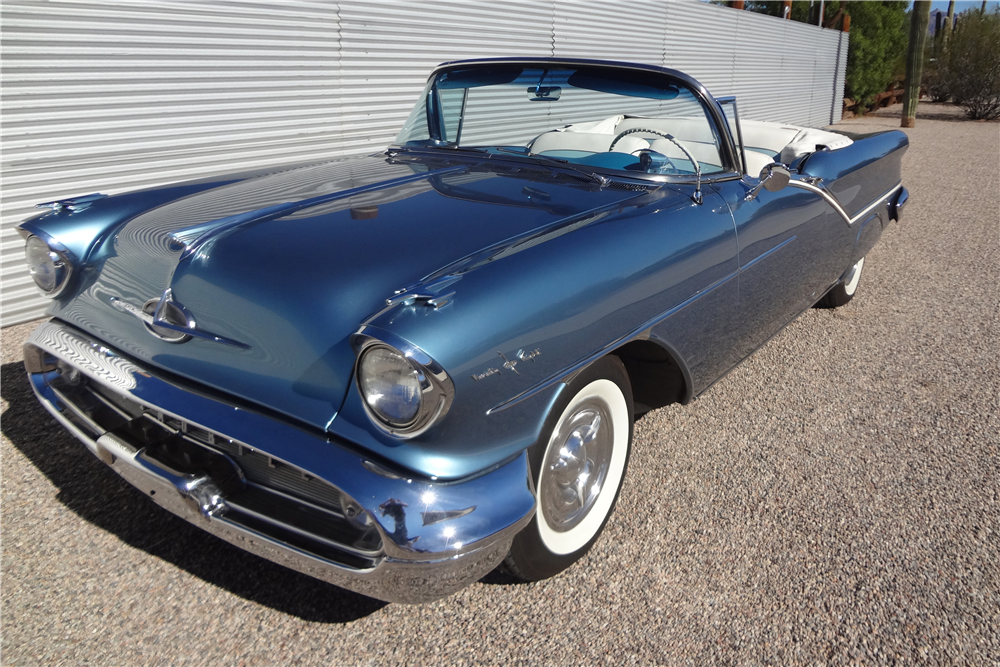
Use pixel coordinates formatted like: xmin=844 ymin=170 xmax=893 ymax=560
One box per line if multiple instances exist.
xmin=612 ymin=339 xmax=688 ymax=414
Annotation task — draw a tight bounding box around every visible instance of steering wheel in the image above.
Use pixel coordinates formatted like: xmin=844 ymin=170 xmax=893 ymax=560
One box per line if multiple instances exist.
xmin=608 ymin=128 xmax=679 ymax=173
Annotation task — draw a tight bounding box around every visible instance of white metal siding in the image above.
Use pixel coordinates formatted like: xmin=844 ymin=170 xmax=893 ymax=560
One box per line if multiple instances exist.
xmin=1 ymin=0 xmax=344 ymax=324
xmin=0 ymin=0 xmax=848 ymax=326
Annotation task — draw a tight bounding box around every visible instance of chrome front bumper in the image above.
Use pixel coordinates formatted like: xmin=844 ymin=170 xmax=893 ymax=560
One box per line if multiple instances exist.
xmin=23 ymin=319 xmax=535 ymax=604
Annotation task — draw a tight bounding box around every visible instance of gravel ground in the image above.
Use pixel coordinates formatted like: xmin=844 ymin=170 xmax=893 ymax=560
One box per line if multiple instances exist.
xmin=2 ymin=101 xmax=998 ymax=666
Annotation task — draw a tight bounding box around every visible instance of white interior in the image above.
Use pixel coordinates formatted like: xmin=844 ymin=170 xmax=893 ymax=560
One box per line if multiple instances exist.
xmin=529 ymin=115 xmax=853 ymax=176
xmin=738 ymin=119 xmax=853 ymax=172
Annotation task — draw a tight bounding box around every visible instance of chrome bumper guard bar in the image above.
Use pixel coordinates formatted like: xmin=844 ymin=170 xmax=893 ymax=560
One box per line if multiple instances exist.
xmin=889 ymin=187 xmax=909 ymax=222
xmin=24 ymin=319 xmax=535 ymax=604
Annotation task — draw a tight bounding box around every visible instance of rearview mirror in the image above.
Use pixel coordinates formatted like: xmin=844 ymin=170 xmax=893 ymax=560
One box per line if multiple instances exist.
xmin=527 ymin=85 xmax=561 ymax=102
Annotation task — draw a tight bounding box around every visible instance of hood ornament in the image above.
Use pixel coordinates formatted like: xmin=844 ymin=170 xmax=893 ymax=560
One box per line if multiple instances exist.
xmin=36 ymin=193 xmax=108 ymax=213
xmin=111 ymin=289 xmax=250 ymax=349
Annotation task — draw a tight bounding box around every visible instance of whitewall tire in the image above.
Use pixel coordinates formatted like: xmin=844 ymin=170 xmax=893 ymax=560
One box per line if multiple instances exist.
xmin=818 ymin=256 xmax=865 ymax=308
xmin=504 ymin=355 xmax=633 ymax=581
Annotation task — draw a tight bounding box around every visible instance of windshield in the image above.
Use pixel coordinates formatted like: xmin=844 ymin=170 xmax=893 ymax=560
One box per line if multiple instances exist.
xmin=395 ymin=64 xmax=729 ymax=177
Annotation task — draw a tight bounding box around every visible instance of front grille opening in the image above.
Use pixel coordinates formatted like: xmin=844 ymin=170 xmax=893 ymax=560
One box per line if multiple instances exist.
xmin=49 ymin=369 xmax=384 ymax=569
xmin=226 ymin=486 xmax=382 ymax=570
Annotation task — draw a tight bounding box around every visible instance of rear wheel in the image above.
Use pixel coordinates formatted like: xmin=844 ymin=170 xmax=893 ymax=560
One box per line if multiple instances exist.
xmin=817 ymin=256 xmax=865 ymax=308
xmin=504 ymin=356 xmax=633 ymax=581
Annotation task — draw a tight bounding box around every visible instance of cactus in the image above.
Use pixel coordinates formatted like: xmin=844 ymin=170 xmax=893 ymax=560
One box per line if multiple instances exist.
xmin=902 ymin=1 xmax=931 ymax=127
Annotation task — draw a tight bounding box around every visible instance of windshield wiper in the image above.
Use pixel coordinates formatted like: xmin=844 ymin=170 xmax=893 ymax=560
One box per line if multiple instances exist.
xmin=389 ymin=144 xmax=610 ymax=188
xmin=494 ymin=147 xmax=610 ymax=187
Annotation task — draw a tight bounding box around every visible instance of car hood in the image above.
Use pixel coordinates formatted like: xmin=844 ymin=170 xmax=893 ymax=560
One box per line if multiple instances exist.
xmin=57 ymin=152 xmax=645 ymax=431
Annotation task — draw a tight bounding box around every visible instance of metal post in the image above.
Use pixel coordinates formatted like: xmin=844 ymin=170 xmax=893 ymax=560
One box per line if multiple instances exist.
xmin=831 ymin=32 xmax=843 ymax=124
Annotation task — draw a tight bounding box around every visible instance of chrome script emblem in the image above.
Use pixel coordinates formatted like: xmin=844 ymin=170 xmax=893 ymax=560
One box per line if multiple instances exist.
xmin=470 ymin=348 xmax=541 ymax=381
xmin=110 ymin=289 xmax=249 ymax=349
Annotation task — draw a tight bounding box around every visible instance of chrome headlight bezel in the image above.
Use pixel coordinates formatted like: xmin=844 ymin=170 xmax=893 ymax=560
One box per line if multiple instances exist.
xmin=24 ymin=233 xmax=73 ymax=298
xmin=353 ymin=329 xmax=454 ymax=439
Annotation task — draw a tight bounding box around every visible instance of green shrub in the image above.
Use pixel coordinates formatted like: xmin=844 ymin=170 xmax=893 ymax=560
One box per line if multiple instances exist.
xmin=844 ymin=2 xmax=909 ymax=111
xmin=924 ymin=51 xmax=951 ymax=103
xmin=947 ymin=8 xmax=1000 ymax=119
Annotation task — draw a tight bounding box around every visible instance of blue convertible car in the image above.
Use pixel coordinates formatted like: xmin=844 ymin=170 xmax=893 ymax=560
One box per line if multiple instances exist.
xmin=19 ymin=59 xmax=908 ymax=603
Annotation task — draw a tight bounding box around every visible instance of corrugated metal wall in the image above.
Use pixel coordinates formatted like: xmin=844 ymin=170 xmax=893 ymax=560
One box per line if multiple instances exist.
xmin=0 ymin=0 xmax=848 ymax=326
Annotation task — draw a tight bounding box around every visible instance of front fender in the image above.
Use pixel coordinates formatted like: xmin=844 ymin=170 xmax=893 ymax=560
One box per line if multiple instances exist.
xmin=327 ymin=183 xmax=739 ymax=479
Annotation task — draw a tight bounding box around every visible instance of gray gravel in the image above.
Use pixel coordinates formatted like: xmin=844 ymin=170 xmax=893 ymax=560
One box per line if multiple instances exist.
xmin=2 ymin=101 xmax=998 ymax=666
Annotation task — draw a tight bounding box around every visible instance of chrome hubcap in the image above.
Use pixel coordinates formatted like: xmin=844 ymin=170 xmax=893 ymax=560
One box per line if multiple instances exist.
xmin=541 ymin=398 xmax=613 ymax=532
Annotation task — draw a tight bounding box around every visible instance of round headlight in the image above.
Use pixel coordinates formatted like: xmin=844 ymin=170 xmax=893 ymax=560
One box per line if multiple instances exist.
xmin=25 ymin=235 xmax=71 ymax=297
xmin=358 ymin=345 xmax=423 ymax=426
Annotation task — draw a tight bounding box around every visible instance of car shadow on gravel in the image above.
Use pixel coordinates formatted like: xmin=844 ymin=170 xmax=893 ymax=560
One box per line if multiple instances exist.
xmin=1 ymin=361 xmax=388 ymax=623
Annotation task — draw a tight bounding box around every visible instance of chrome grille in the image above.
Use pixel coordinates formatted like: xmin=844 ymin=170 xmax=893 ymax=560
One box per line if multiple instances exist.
xmin=87 ymin=380 xmax=344 ymax=513
xmin=51 ymin=367 xmax=382 ymax=568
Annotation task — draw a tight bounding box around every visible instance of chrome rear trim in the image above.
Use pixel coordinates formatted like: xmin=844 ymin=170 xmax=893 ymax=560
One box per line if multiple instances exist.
xmin=788 ymin=180 xmax=902 ymax=226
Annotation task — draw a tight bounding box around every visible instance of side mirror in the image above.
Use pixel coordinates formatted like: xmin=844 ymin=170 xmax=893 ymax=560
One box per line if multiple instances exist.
xmin=745 ymin=163 xmax=791 ymax=201
xmin=761 ymin=163 xmax=791 ymax=191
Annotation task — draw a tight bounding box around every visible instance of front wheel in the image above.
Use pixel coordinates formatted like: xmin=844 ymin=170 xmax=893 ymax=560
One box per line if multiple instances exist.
xmin=504 ymin=355 xmax=633 ymax=581
xmin=817 ymin=256 xmax=865 ymax=308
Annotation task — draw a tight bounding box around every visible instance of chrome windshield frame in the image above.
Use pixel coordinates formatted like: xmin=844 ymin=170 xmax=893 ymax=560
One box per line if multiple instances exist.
xmin=393 ymin=57 xmax=745 ymax=184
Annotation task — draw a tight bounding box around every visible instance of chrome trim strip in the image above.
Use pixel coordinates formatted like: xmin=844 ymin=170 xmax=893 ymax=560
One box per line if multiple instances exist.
xmin=243 ymin=480 xmax=346 ymax=520
xmin=741 ymin=235 xmax=796 ymax=271
xmin=786 ymin=180 xmax=851 ymax=222
xmin=224 ymin=497 xmax=383 ymax=559
xmin=490 ymin=179 xmax=904 ymax=415
xmin=849 ymin=183 xmax=903 ymax=225
xmin=788 ymin=180 xmax=902 ymax=226
xmin=488 ymin=268 xmax=739 ymax=415
xmin=47 ymin=382 xmax=107 ymax=436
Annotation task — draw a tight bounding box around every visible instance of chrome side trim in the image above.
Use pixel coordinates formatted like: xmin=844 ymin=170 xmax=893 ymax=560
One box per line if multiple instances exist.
xmin=741 ymin=235 xmax=796 ymax=271
xmin=788 ymin=180 xmax=902 ymax=226
xmin=786 ymin=179 xmax=850 ymax=222
xmin=487 ymin=268 xmax=738 ymax=415
xmin=849 ymin=183 xmax=903 ymax=225
xmin=490 ymin=179 xmax=904 ymax=416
